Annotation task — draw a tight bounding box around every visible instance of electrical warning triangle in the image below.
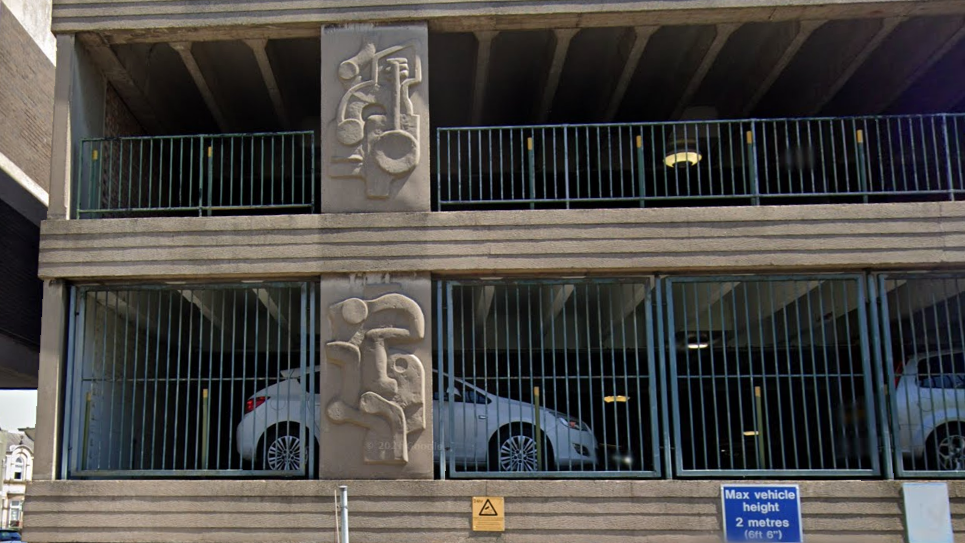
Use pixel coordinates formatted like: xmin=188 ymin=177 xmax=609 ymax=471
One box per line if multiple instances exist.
xmin=478 ymin=499 xmax=499 ymax=516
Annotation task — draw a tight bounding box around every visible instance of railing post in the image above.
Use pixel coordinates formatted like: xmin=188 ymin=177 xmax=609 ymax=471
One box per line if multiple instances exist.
xmin=527 ymin=136 xmax=536 ymax=210
xmin=943 ymin=114 xmax=956 ymax=201
xmin=856 ymin=128 xmax=869 ymax=203
xmin=636 ymin=134 xmax=646 ymax=208
xmin=533 ymin=386 xmax=543 ymax=471
xmin=201 ymin=388 xmax=210 ymax=470
xmin=746 ymin=124 xmax=761 ymax=206
xmin=197 ymin=136 xmax=205 ymax=216
xmin=206 ymin=143 xmax=214 ymax=216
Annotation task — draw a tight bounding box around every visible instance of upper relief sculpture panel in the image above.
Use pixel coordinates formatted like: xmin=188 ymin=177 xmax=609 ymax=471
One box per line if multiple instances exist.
xmin=331 ymin=42 xmax=423 ymax=200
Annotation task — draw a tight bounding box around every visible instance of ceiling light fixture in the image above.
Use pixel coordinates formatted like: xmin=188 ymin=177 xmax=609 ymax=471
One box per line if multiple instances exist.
xmin=604 ymin=395 xmax=630 ymax=404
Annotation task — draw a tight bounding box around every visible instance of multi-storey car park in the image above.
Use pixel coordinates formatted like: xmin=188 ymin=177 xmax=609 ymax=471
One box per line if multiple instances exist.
xmin=25 ymin=0 xmax=965 ymax=541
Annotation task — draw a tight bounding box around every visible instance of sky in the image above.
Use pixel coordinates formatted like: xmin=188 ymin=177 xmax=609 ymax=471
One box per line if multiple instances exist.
xmin=0 ymin=390 xmax=38 ymax=430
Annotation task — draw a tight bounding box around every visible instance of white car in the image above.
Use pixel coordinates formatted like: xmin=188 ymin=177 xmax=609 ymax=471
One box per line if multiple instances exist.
xmin=236 ymin=366 xmax=320 ymax=472
xmin=236 ymin=367 xmax=598 ymax=472
xmin=894 ymin=350 xmax=965 ymax=471
xmin=434 ymin=374 xmax=598 ymax=472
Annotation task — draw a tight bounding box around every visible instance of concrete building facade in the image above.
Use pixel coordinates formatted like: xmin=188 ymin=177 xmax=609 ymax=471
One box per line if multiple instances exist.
xmin=24 ymin=0 xmax=965 ymax=541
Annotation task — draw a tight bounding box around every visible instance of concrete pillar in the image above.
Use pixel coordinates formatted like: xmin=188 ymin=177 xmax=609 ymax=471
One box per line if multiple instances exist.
xmin=318 ymin=273 xmax=433 ymax=479
xmin=47 ymin=35 xmax=75 ymax=220
xmin=321 ymin=24 xmax=430 ymax=213
xmin=32 ymin=280 xmax=67 ymax=480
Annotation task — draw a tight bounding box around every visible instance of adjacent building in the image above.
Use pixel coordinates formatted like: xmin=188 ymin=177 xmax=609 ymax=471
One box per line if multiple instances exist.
xmin=1 ymin=429 xmax=34 ymax=530
xmin=24 ymin=0 xmax=965 ymax=542
xmin=0 ymin=0 xmax=55 ymax=389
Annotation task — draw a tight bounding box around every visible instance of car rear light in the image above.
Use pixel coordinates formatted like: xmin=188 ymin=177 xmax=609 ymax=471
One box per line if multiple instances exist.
xmin=244 ymin=396 xmax=269 ymax=414
xmin=894 ymin=358 xmax=906 ymax=388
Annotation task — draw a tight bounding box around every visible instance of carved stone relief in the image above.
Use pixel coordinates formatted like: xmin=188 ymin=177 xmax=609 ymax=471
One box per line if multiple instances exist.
xmin=325 ymin=293 xmax=426 ymax=464
xmin=331 ymin=41 xmax=423 ymax=199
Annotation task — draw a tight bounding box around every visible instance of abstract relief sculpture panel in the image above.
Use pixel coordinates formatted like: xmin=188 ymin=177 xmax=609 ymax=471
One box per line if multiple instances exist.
xmin=325 ymin=293 xmax=426 ymax=464
xmin=331 ymin=42 xmax=423 ymax=199
xmin=321 ymin=25 xmax=430 ymax=213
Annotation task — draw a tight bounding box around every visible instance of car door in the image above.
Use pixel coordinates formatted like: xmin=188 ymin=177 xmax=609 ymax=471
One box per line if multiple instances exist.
xmin=916 ymin=353 xmax=965 ymax=423
xmin=434 ymin=376 xmax=487 ymax=465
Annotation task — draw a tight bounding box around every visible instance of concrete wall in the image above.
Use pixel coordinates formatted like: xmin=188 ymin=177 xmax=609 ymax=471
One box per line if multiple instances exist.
xmin=0 ymin=2 xmax=54 ymax=194
xmin=36 ymin=201 xmax=965 ymax=280
xmin=45 ymin=0 xmax=965 ymax=35
xmin=22 ymin=479 xmax=965 ymax=542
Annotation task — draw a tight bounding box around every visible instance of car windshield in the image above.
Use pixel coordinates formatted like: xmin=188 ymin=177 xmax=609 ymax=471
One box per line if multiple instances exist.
xmin=0 ymin=531 xmax=21 ymax=540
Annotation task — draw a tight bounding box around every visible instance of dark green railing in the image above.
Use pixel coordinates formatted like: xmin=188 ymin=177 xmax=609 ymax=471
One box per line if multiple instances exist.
xmin=435 ymin=114 xmax=965 ymax=210
xmin=75 ymin=131 xmax=316 ymax=218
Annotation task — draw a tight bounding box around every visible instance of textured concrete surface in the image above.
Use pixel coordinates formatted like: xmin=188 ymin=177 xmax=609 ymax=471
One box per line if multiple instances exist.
xmin=48 ymin=0 xmax=965 ymax=36
xmin=321 ymin=24 xmax=430 ymax=213
xmin=21 ymin=479 xmax=965 ymax=542
xmin=318 ymin=273 xmax=434 ymax=479
xmin=37 ymin=201 xmax=965 ymax=279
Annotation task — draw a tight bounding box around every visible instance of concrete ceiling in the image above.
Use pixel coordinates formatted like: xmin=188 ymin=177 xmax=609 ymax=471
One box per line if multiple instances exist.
xmin=88 ymin=13 xmax=965 ymax=136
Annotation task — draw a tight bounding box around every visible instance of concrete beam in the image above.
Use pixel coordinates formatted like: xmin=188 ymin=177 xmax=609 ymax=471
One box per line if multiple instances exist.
xmin=541 ymin=284 xmax=575 ymax=343
xmin=603 ymin=26 xmax=658 ymax=122
xmin=878 ymin=24 xmax=965 ymax=113
xmin=171 ymin=42 xmax=230 ymax=132
xmin=808 ymin=17 xmax=904 ymax=115
xmin=604 ymin=283 xmax=649 ymax=347
xmin=671 ymin=23 xmax=739 ymax=120
xmin=741 ymin=20 xmax=825 ymax=116
xmin=245 ymin=39 xmax=289 ymax=129
xmin=536 ymin=28 xmax=579 ymax=123
xmin=474 ymin=285 xmax=496 ymax=327
xmin=684 ymin=281 xmax=740 ymax=331
xmin=181 ymin=289 xmax=223 ymax=330
xmin=254 ymin=288 xmax=289 ymax=330
xmin=737 ymin=280 xmax=824 ymax=346
xmin=470 ymin=31 xmax=497 ymax=125
xmin=77 ymin=33 xmax=165 ymax=134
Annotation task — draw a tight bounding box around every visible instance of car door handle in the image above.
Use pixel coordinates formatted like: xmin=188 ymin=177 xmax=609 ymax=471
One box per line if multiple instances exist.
xmin=477 ymin=415 xmax=487 ymax=420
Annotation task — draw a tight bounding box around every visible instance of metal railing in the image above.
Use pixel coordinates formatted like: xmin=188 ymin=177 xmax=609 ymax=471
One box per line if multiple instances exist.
xmin=74 ymin=131 xmax=316 ymax=218
xmin=437 ymin=278 xmax=661 ymax=478
xmin=435 ymin=114 xmax=965 ymax=210
xmin=62 ymin=282 xmax=317 ymax=478
xmin=874 ymin=273 xmax=965 ymax=478
xmin=663 ymin=275 xmax=879 ymax=477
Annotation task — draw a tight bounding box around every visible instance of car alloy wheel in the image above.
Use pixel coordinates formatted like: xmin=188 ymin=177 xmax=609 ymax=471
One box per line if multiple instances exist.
xmin=498 ymin=434 xmax=540 ymax=472
xmin=266 ymin=434 xmax=304 ymax=471
xmin=935 ymin=432 xmax=965 ymax=471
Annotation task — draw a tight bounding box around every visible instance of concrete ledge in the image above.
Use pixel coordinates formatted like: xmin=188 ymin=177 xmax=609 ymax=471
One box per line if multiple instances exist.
xmin=22 ymin=479 xmax=965 ymax=543
xmin=50 ymin=0 xmax=965 ymax=37
xmin=37 ymin=202 xmax=965 ymax=280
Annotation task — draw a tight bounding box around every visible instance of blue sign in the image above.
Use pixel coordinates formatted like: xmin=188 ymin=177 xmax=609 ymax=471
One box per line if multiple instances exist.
xmin=721 ymin=484 xmax=803 ymax=543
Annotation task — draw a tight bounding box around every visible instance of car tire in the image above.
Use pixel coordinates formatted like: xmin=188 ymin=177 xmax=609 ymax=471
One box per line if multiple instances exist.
xmin=260 ymin=426 xmax=306 ymax=472
xmin=927 ymin=422 xmax=965 ymax=471
xmin=488 ymin=425 xmax=554 ymax=472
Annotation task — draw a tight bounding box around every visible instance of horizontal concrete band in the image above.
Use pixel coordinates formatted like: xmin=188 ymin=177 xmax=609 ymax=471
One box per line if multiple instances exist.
xmin=22 ymin=479 xmax=965 ymax=542
xmin=38 ymin=202 xmax=965 ymax=280
xmin=50 ymin=0 xmax=965 ymax=36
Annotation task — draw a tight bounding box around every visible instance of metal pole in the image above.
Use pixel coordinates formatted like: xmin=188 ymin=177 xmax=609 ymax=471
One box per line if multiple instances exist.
xmin=339 ymin=485 xmax=349 ymax=543
xmin=533 ymin=386 xmax=543 ymax=471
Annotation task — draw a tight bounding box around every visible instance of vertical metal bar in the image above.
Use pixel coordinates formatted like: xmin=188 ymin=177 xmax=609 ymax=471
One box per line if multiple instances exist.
xmin=856 ymin=129 xmax=869 ymax=202
xmin=748 ymin=126 xmax=760 ymax=205
xmin=867 ymin=275 xmax=895 ymax=478
xmin=527 ymin=137 xmax=536 ymax=209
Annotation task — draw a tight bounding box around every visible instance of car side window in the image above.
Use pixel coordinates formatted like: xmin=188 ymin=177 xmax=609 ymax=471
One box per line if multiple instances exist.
xmin=919 ymin=353 xmax=965 ymax=389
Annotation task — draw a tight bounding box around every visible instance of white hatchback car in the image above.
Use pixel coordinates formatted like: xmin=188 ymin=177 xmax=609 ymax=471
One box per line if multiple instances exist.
xmin=435 ymin=375 xmax=599 ymax=472
xmin=236 ymin=367 xmax=598 ymax=472
xmin=894 ymin=350 xmax=965 ymax=471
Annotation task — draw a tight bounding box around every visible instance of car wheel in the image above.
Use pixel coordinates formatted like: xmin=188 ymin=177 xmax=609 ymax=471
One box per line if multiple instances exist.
xmin=928 ymin=422 xmax=965 ymax=471
xmin=261 ymin=427 xmax=305 ymax=472
xmin=489 ymin=426 xmax=553 ymax=472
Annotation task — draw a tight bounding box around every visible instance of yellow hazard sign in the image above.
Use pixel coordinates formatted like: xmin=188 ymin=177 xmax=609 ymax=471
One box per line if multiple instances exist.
xmin=472 ymin=496 xmax=505 ymax=532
